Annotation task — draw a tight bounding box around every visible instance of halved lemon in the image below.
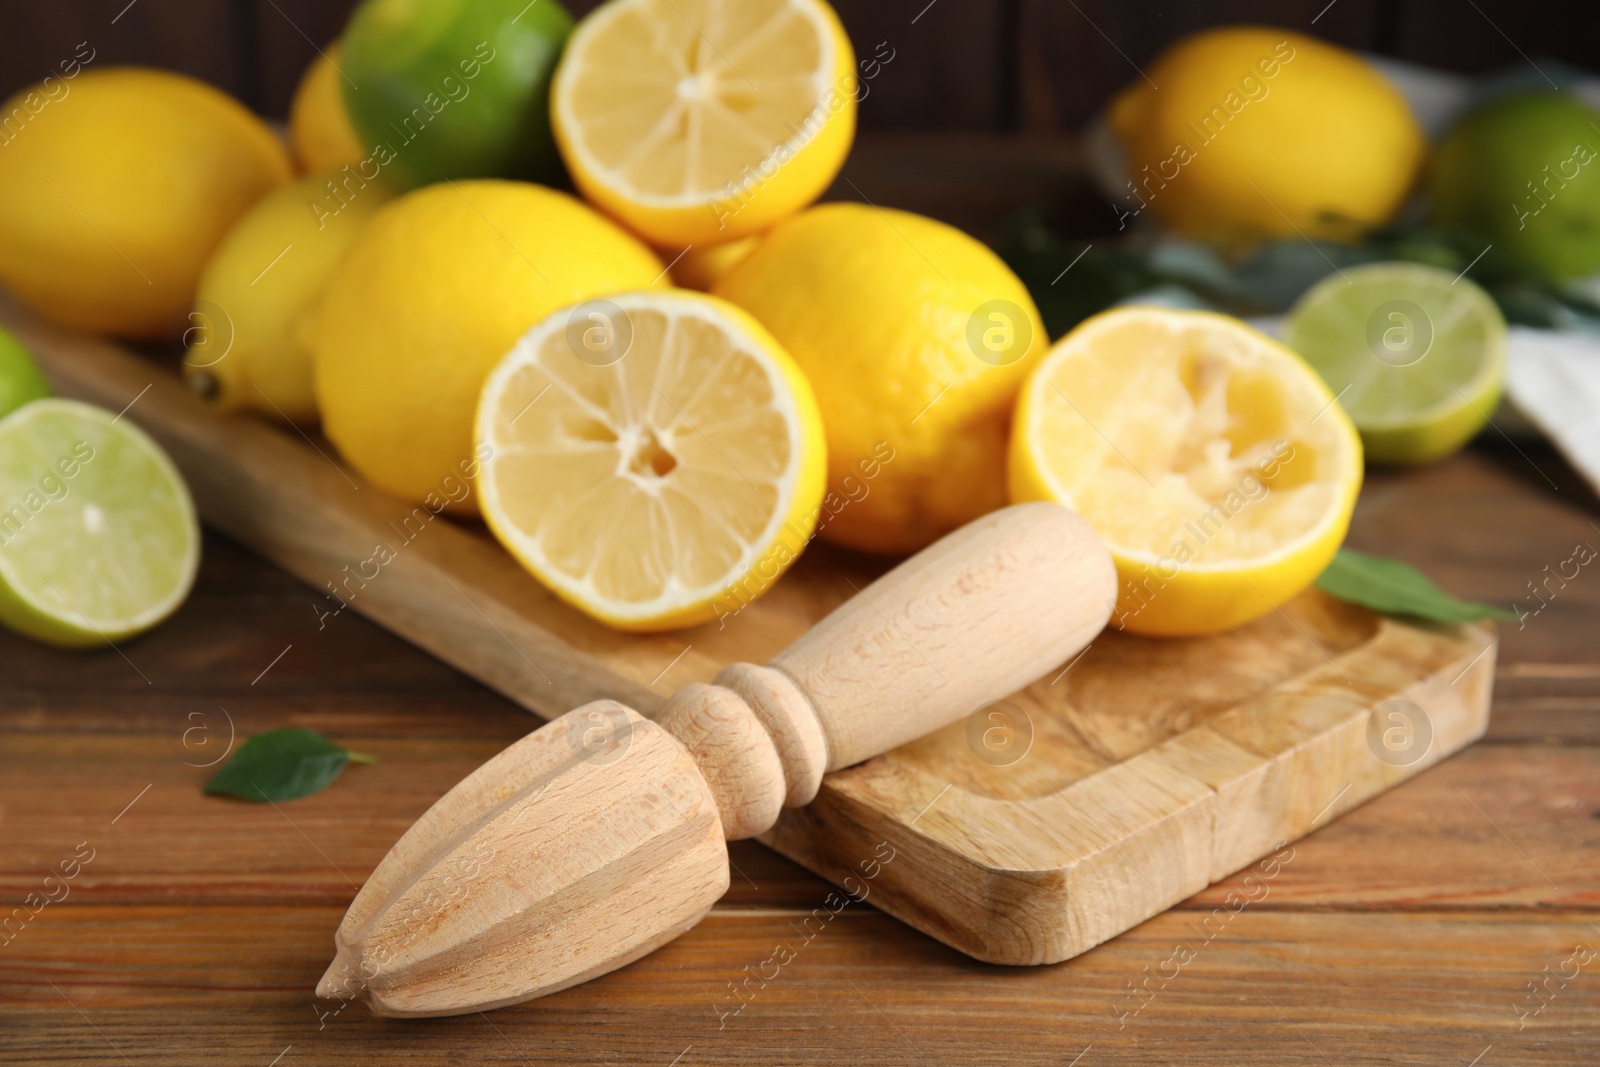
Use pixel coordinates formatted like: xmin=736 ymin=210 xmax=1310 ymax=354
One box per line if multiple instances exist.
xmin=476 ymin=289 xmax=826 ymax=631
xmin=1008 ymin=307 xmax=1363 ymax=637
xmin=551 ymin=0 xmax=856 ymax=247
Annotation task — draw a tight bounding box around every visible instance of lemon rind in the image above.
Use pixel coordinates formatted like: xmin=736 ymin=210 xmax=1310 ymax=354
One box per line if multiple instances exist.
xmin=552 ymin=0 xmax=838 ymax=210
xmin=476 ymin=290 xmax=814 ymax=626
xmin=1019 ymin=307 xmax=1363 ymax=576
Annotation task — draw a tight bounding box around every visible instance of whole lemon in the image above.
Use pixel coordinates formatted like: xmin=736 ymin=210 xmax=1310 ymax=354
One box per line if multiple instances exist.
xmin=713 ymin=203 xmax=1046 ymax=554
xmin=312 ymin=180 xmax=664 ymax=510
xmin=188 ymin=170 xmax=397 ymax=422
xmin=289 ymin=42 xmax=368 ymax=173
xmin=1109 ymin=28 xmax=1422 ymax=241
xmin=1431 ymin=92 xmax=1600 ymax=279
xmin=0 ymin=68 xmax=292 ymax=338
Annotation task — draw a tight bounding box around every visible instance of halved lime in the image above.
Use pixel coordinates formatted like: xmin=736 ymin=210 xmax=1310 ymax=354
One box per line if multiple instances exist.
xmin=0 ymin=399 xmax=199 ymax=647
xmin=1283 ymin=262 xmax=1507 ymax=465
xmin=0 ymin=326 xmax=50 ymax=419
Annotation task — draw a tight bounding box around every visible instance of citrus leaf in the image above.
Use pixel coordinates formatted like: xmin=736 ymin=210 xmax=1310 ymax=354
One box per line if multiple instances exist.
xmin=1316 ymin=548 xmax=1516 ymax=624
xmin=203 ymin=728 xmax=374 ymax=802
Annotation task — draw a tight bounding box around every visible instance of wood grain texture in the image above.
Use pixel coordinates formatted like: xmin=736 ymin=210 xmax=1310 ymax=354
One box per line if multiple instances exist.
xmin=1 ymin=448 xmax=1596 ymax=1061
xmin=765 ymin=595 xmax=1497 ymax=965
xmin=5 ymin=905 xmax=1599 ymax=1065
xmin=315 ymin=504 xmax=1113 ymax=1015
xmin=0 ymin=292 xmax=1503 ymax=979
xmin=0 ymin=125 xmax=1596 ymax=1065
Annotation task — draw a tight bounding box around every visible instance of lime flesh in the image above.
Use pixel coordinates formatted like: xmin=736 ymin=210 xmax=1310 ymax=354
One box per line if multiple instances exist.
xmin=1283 ymin=262 xmax=1507 ymax=465
xmin=0 ymin=399 xmax=199 ymax=647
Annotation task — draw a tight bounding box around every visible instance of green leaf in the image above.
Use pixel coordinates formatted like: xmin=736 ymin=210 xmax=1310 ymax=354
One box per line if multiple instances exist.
xmin=203 ymin=728 xmax=374 ymax=803
xmin=1316 ymin=548 xmax=1517 ymax=624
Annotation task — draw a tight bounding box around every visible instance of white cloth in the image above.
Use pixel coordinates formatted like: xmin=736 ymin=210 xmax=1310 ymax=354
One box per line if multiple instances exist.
xmin=1504 ymin=327 xmax=1600 ymax=489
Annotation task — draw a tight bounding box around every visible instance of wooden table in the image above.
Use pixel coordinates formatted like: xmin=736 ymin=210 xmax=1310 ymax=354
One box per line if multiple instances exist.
xmin=1 ymin=439 xmax=1596 ymax=1065
xmin=3 ymin=136 xmax=1600 ymax=1063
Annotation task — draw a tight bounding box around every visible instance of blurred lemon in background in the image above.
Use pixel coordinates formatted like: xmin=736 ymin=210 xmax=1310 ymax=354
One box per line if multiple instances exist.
xmin=714 ymin=203 xmax=1045 ymax=554
xmin=0 ymin=69 xmax=291 ymax=338
xmin=670 ymin=236 xmax=761 ymax=291
xmin=188 ymin=170 xmax=397 ymax=422
xmin=1009 ymin=307 xmax=1363 ymax=636
xmin=1431 ymin=91 xmax=1600 ymax=279
xmin=553 ymin=0 xmax=856 ymax=247
xmin=312 ymin=180 xmax=665 ymax=510
xmin=1109 ymin=28 xmax=1423 ymax=242
xmin=289 ymin=42 xmax=368 ymax=173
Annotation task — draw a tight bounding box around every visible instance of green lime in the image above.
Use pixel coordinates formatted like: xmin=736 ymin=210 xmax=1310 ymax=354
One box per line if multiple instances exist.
xmin=1284 ymin=262 xmax=1507 ymax=465
xmin=0 ymin=326 xmax=51 ymax=418
xmin=341 ymin=0 xmax=573 ymax=189
xmin=1431 ymin=92 xmax=1600 ymax=279
xmin=0 ymin=399 xmax=199 ymax=647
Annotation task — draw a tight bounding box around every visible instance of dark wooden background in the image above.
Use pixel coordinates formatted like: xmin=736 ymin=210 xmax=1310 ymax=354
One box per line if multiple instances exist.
xmin=4 ymin=0 xmax=1599 ymax=134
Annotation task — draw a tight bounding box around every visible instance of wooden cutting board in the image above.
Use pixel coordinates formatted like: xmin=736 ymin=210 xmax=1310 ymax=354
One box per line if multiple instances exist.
xmin=0 ymin=292 xmax=1495 ymax=967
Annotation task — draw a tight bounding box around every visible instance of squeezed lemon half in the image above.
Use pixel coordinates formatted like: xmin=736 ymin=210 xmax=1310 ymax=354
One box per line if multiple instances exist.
xmin=1009 ymin=306 xmax=1363 ymax=636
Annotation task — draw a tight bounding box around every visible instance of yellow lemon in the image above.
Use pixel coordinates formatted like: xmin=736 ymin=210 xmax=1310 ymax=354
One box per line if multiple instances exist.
xmin=1009 ymin=307 xmax=1363 ymax=637
xmin=670 ymin=235 xmax=761 ymax=291
xmin=714 ymin=203 xmax=1046 ymax=554
xmin=187 ymin=170 xmax=397 ymax=422
xmin=0 ymin=68 xmax=291 ymax=338
xmin=288 ymin=42 xmax=367 ymax=173
xmin=552 ymin=0 xmax=856 ymax=247
xmin=477 ymin=289 xmax=826 ymax=630
xmin=1109 ymin=28 xmax=1422 ymax=241
xmin=312 ymin=180 xmax=665 ymax=511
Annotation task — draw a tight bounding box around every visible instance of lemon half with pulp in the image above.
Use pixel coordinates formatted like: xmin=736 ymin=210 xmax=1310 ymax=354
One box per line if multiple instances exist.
xmin=1009 ymin=306 xmax=1363 ymax=636
xmin=476 ymin=289 xmax=826 ymax=631
xmin=552 ymin=0 xmax=856 ymax=246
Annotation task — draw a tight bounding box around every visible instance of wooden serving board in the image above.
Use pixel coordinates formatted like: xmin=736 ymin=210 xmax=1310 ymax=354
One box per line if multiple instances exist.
xmin=0 ymin=292 xmax=1495 ymax=968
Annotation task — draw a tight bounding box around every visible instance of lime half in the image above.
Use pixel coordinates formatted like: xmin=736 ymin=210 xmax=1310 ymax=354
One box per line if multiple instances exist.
xmin=1284 ymin=262 xmax=1507 ymax=464
xmin=0 ymin=399 xmax=199 ymax=647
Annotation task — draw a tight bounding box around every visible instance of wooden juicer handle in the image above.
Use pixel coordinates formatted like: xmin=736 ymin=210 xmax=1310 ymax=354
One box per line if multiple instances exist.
xmin=318 ymin=502 xmax=1115 ymax=1017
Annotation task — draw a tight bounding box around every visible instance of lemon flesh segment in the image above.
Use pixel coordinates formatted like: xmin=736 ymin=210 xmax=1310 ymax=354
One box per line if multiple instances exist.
xmin=553 ymin=0 xmax=855 ymax=245
xmin=477 ymin=290 xmax=826 ymax=631
xmin=0 ymin=399 xmax=199 ymax=647
xmin=1284 ymin=262 xmax=1508 ymax=465
xmin=1010 ymin=307 xmax=1362 ymax=637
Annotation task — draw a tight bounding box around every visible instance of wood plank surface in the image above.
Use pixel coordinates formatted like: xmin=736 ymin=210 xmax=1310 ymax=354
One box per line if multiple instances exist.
xmin=3 ymin=439 xmax=1597 ymax=1062
xmin=2 ymin=126 xmax=1599 ymax=1061
xmin=0 ymin=276 xmax=1508 ymax=976
xmin=5 ymin=906 xmax=1598 ymax=1065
